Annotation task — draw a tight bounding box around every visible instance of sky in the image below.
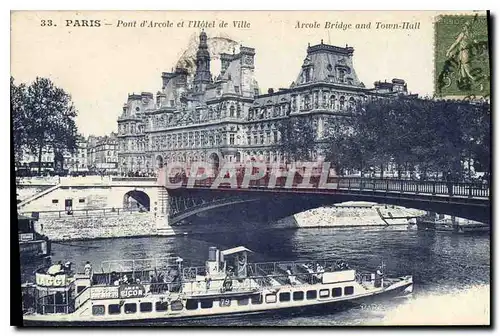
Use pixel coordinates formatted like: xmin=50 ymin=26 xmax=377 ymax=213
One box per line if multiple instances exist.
xmin=11 ymin=10 xmax=482 ymax=136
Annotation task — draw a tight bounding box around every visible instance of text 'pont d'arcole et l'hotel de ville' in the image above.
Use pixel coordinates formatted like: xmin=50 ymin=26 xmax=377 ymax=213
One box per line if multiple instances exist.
xmin=116 ymin=31 xmax=414 ymax=174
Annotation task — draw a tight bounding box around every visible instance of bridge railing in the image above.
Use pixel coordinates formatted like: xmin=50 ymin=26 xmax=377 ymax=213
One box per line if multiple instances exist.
xmin=335 ymin=178 xmax=489 ymax=198
xmin=112 ymin=177 xmax=157 ymax=182
xmin=18 ymin=207 xmax=147 ymax=219
xmin=167 ymin=175 xmax=489 ymax=198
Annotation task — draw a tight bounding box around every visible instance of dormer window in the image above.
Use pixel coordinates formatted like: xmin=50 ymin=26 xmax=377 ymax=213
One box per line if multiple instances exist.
xmin=304 ymin=95 xmax=311 ymax=110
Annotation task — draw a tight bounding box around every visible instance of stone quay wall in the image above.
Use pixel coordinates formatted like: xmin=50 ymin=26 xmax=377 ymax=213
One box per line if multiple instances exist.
xmin=33 ymin=212 xmax=174 ymax=241
xmin=274 ymin=204 xmax=425 ymax=229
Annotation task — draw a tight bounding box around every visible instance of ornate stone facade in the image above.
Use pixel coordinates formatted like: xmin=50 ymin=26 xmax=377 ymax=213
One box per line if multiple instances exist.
xmin=117 ymin=32 xmax=411 ymax=175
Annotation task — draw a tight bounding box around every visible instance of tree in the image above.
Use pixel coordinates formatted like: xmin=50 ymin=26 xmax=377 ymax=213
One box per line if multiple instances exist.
xmin=23 ymin=77 xmax=78 ymax=174
xmin=324 ymin=95 xmax=491 ymax=180
xmin=276 ymin=116 xmax=318 ymax=162
xmin=11 ymin=77 xmax=27 ymax=166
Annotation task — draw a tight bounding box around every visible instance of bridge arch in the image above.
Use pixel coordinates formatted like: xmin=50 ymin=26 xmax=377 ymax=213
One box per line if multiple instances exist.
xmin=123 ymin=190 xmax=151 ymax=211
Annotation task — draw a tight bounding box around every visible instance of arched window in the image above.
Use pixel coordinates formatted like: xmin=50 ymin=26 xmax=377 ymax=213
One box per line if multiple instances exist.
xmin=348 ymin=97 xmax=356 ymax=111
xmin=329 ymin=95 xmax=336 ymax=110
xmin=230 ymin=105 xmax=235 ymax=117
xmin=236 ymin=104 xmax=241 ymax=118
xmin=339 ymin=96 xmax=345 ymax=110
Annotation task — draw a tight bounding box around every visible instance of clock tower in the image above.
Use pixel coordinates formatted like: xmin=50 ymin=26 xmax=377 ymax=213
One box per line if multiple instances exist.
xmin=193 ymin=30 xmax=212 ymax=93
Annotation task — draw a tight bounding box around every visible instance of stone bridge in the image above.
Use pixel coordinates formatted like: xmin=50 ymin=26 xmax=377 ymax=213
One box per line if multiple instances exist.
xmin=166 ymin=176 xmax=490 ymax=224
xmin=16 ymin=175 xmax=490 ymax=240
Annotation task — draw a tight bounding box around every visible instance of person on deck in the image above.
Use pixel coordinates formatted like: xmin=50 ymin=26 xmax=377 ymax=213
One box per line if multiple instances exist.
xmin=63 ymin=262 xmax=72 ymax=274
xmin=84 ymin=261 xmax=93 ymax=277
xmin=374 ymin=266 xmax=384 ymax=288
xmin=286 ymin=266 xmax=296 ymax=285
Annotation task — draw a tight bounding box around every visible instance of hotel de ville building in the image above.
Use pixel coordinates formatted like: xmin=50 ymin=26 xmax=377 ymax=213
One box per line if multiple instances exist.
xmin=116 ymin=31 xmax=411 ymax=175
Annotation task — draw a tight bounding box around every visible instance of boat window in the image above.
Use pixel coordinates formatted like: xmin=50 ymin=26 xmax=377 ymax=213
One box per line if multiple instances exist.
xmin=279 ymin=292 xmax=291 ymax=302
xmin=200 ymin=299 xmax=213 ymax=309
xmin=251 ymin=294 xmax=262 ymax=305
xmin=140 ymin=302 xmax=153 ymax=312
xmin=124 ymin=303 xmax=137 ymax=314
xmin=108 ymin=304 xmax=121 ymax=315
xmin=92 ymin=305 xmax=105 ymax=316
xmin=171 ymin=300 xmax=183 ymax=311
xmin=265 ymin=294 xmax=277 ymax=303
xmin=77 ymin=286 xmax=86 ymax=294
xmin=306 ymin=290 xmax=317 ymax=300
xmin=332 ymin=287 xmax=342 ymax=297
xmin=155 ymin=301 xmax=168 ymax=312
xmin=344 ymin=286 xmax=354 ymax=295
xmin=319 ymin=289 xmax=330 ymax=298
xmin=237 ymin=297 xmax=249 ymax=306
xmin=293 ymin=291 xmax=304 ymax=301
xmin=186 ymin=299 xmax=198 ymax=310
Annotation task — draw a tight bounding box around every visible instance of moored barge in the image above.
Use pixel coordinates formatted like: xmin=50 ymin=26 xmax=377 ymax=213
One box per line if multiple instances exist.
xmin=21 ymin=246 xmax=413 ymax=325
xmin=18 ymin=214 xmax=51 ymax=260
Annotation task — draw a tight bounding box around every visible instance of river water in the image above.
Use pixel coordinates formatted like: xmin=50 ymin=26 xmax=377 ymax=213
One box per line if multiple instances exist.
xmin=20 ymin=225 xmax=490 ymax=326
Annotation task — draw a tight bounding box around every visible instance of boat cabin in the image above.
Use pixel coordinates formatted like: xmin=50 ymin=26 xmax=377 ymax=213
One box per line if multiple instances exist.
xmin=22 ymin=245 xmax=381 ymax=318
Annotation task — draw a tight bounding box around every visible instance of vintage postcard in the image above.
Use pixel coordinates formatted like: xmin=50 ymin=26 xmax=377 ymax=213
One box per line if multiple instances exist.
xmin=11 ymin=10 xmax=491 ymax=327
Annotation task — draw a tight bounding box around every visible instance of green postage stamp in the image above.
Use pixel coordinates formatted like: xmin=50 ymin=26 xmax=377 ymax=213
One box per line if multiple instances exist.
xmin=435 ymin=14 xmax=490 ymax=98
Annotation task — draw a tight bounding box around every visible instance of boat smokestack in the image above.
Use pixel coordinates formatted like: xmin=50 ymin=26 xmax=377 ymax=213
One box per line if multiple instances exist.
xmin=208 ymin=246 xmax=218 ymax=261
xmin=207 ymin=246 xmax=220 ymax=274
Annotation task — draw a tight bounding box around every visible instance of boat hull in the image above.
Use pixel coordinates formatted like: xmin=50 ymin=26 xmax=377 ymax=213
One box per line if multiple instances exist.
xmin=22 ymin=280 xmax=413 ymax=326
xmin=417 ymin=220 xmax=489 ymax=234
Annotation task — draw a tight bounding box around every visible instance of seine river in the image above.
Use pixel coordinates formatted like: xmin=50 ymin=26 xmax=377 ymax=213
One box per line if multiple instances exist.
xmin=20 ymin=225 xmax=490 ymax=326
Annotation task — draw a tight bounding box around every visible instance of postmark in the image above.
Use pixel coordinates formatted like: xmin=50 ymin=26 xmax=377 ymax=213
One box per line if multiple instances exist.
xmin=435 ymin=14 xmax=490 ymax=98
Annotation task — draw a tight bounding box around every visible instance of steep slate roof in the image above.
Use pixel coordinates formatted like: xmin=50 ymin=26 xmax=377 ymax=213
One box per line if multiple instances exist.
xmin=294 ymin=42 xmax=364 ymax=88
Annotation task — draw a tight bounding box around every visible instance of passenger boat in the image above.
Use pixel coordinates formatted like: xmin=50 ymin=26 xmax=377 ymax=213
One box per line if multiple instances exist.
xmin=416 ymin=217 xmax=489 ymax=234
xmin=21 ymin=246 xmax=413 ymax=325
